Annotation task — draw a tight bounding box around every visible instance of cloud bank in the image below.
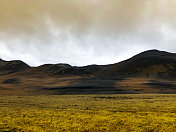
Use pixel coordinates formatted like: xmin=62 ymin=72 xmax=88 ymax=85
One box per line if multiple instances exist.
xmin=0 ymin=0 xmax=176 ymax=66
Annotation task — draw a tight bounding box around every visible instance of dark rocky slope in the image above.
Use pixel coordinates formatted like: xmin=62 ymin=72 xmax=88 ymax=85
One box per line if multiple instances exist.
xmin=1 ymin=50 xmax=175 ymax=79
xmin=102 ymin=50 xmax=176 ymax=78
xmin=0 ymin=59 xmax=30 ymax=75
xmin=0 ymin=50 xmax=176 ymax=95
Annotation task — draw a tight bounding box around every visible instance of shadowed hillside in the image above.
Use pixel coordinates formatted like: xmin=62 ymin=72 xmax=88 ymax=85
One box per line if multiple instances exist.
xmin=103 ymin=50 xmax=176 ymax=78
xmin=27 ymin=64 xmax=108 ymax=76
xmin=0 ymin=50 xmax=175 ymax=95
xmin=0 ymin=59 xmax=30 ymax=76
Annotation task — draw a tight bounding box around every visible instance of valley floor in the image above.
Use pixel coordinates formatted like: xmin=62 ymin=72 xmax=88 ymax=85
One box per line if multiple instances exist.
xmin=0 ymin=94 xmax=176 ymax=131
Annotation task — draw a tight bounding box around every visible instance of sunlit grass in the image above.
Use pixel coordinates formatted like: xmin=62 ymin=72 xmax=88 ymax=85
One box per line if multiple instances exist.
xmin=0 ymin=94 xmax=176 ymax=131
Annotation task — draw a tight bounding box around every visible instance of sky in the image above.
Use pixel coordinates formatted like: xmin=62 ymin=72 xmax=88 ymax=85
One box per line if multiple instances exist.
xmin=0 ymin=0 xmax=176 ymax=66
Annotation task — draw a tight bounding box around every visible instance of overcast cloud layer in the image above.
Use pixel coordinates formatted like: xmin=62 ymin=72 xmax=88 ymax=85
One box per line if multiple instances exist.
xmin=0 ymin=0 xmax=176 ymax=66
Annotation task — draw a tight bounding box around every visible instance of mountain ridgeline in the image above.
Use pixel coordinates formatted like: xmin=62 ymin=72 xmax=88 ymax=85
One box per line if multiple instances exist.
xmin=0 ymin=58 xmax=30 ymax=76
xmin=0 ymin=50 xmax=176 ymax=78
xmin=0 ymin=49 xmax=176 ymax=95
xmin=103 ymin=50 xmax=176 ymax=78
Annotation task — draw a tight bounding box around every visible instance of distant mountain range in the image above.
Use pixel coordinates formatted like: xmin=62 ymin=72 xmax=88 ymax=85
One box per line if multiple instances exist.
xmin=1 ymin=49 xmax=176 ymax=78
xmin=0 ymin=49 xmax=176 ymax=95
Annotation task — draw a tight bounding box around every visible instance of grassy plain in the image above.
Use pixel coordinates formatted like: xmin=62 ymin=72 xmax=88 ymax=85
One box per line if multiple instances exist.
xmin=0 ymin=94 xmax=176 ymax=131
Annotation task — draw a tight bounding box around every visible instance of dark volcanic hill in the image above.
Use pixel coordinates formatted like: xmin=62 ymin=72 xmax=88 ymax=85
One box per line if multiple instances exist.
xmin=2 ymin=49 xmax=175 ymax=78
xmin=0 ymin=49 xmax=176 ymax=95
xmin=0 ymin=59 xmax=30 ymax=75
xmin=25 ymin=63 xmax=108 ymax=76
xmin=103 ymin=50 xmax=176 ymax=79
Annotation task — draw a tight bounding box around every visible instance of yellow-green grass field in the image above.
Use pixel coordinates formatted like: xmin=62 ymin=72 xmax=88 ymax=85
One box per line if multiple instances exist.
xmin=0 ymin=94 xmax=176 ymax=131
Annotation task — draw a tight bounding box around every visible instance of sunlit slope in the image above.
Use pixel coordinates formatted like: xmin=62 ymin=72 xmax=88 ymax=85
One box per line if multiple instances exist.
xmin=1 ymin=94 xmax=176 ymax=131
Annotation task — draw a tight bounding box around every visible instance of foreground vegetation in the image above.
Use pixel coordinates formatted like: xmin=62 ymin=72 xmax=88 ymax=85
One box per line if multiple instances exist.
xmin=0 ymin=94 xmax=176 ymax=131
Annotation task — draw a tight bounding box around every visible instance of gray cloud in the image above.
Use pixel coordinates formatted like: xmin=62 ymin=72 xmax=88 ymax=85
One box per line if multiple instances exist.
xmin=0 ymin=0 xmax=176 ymax=66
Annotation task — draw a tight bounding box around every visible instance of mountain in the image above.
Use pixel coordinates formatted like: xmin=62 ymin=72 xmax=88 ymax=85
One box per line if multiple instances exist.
xmin=0 ymin=49 xmax=175 ymax=95
xmin=25 ymin=63 xmax=108 ymax=77
xmin=102 ymin=50 xmax=176 ymax=78
xmin=2 ymin=49 xmax=175 ymax=78
xmin=0 ymin=59 xmax=30 ymax=75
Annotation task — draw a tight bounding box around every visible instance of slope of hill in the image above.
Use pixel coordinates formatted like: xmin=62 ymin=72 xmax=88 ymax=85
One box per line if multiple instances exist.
xmin=103 ymin=50 xmax=176 ymax=78
xmin=0 ymin=59 xmax=30 ymax=76
xmin=0 ymin=49 xmax=175 ymax=95
xmin=28 ymin=64 xmax=108 ymax=76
